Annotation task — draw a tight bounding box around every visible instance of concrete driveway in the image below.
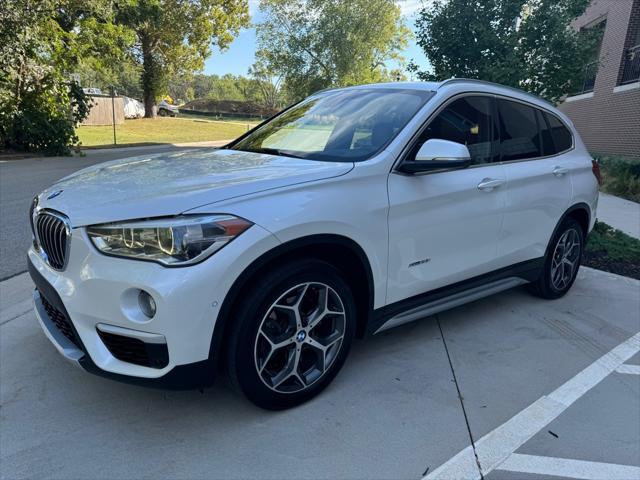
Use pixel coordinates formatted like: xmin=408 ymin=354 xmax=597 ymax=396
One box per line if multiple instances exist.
xmin=1 ymin=267 xmax=638 ymax=480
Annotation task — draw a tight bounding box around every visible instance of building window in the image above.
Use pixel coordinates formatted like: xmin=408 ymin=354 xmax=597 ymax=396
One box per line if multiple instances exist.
xmin=621 ymin=45 xmax=640 ymax=85
xmin=619 ymin=1 xmax=640 ymax=85
xmin=578 ymin=62 xmax=599 ymax=94
xmin=574 ymin=18 xmax=607 ymax=95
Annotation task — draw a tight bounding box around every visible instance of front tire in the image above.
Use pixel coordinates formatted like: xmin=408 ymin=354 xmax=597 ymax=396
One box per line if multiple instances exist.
xmin=530 ymin=217 xmax=584 ymax=299
xmin=226 ymin=259 xmax=356 ymax=410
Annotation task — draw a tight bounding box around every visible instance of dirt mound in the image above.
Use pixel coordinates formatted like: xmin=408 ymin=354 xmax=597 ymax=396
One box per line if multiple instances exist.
xmin=181 ymin=99 xmax=278 ymax=117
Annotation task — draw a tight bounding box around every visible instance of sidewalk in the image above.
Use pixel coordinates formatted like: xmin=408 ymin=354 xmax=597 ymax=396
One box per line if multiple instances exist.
xmin=597 ymin=193 xmax=640 ymax=239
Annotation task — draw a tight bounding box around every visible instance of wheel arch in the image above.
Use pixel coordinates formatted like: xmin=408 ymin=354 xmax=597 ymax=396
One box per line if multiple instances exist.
xmin=546 ymin=203 xmax=591 ymax=255
xmin=209 ymin=234 xmax=375 ymax=367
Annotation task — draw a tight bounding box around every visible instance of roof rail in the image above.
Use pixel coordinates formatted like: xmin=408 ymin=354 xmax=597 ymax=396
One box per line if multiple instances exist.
xmin=438 ymin=78 xmax=554 ymax=106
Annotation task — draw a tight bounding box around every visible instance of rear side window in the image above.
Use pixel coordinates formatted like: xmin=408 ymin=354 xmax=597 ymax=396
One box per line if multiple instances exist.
xmin=544 ymin=112 xmax=573 ymax=153
xmin=537 ymin=110 xmax=555 ymax=156
xmin=415 ymin=96 xmax=498 ymax=164
xmin=497 ymin=99 xmax=542 ymax=161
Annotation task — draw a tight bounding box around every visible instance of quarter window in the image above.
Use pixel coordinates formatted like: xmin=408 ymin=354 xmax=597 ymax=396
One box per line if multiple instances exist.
xmin=497 ymin=99 xmax=543 ymax=161
xmin=537 ymin=110 xmax=555 ymax=156
xmin=545 ymin=112 xmax=573 ymax=153
xmin=413 ymin=96 xmax=498 ymax=165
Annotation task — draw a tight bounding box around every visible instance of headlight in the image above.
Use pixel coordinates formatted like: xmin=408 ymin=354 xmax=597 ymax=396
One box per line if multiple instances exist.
xmin=86 ymin=215 xmax=252 ymax=266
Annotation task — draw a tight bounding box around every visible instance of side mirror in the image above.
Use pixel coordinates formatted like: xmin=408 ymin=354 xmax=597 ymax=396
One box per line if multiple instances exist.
xmin=398 ymin=139 xmax=472 ymax=174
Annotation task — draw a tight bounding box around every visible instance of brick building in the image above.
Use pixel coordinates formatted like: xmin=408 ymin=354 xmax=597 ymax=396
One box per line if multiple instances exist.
xmin=558 ymin=0 xmax=640 ymax=158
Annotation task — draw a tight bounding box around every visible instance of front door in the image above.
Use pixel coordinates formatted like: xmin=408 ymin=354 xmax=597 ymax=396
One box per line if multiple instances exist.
xmin=387 ymin=95 xmax=506 ymax=305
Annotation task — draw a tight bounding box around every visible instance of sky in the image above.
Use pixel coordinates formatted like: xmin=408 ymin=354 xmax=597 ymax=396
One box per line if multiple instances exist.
xmin=203 ymin=0 xmax=430 ymax=78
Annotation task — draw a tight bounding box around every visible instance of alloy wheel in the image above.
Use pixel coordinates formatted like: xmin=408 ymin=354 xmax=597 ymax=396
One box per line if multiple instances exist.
xmin=254 ymin=282 xmax=346 ymax=394
xmin=551 ymin=228 xmax=581 ymax=291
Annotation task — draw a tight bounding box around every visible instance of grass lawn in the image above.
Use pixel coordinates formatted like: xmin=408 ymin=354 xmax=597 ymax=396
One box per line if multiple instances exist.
xmin=77 ymin=117 xmax=257 ymax=148
xmin=584 ymin=221 xmax=640 ymax=279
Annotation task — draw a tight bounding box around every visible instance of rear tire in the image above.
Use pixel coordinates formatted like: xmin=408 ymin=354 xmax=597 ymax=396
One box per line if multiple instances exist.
xmin=226 ymin=259 xmax=356 ymax=410
xmin=530 ymin=217 xmax=584 ymax=299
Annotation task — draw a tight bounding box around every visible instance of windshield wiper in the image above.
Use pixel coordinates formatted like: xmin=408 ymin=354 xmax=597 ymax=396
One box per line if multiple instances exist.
xmin=242 ymin=147 xmax=306 ymax=160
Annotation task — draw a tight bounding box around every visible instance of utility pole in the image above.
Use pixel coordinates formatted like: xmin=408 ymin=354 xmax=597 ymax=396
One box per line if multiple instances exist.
xmin=110 ymin=86 xmax=117 ymax=145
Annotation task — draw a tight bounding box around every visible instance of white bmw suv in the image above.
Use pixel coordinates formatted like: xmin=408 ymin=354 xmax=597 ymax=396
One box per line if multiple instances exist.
xmin=29 ymin=80 xmax=599 ymax=409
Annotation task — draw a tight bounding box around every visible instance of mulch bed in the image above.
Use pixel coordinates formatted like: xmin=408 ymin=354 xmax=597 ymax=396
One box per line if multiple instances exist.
xmin=583 ymin=250 xmax=640 ymax=280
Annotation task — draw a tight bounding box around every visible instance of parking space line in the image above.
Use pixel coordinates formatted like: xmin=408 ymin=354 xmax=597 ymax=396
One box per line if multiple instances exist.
xmin=616 ymin=364 xmax=640 ymax=375
xmin=424 ymin=331 xmax=640 ymax=480
xmin=496 ymin=453 xmax=640 ymax=479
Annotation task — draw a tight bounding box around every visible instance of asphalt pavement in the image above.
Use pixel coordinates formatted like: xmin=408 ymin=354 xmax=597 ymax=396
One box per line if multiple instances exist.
xmin=1 ymin=267 xmax=638 ymax=479
xmin=0 ymin=144 xmax=220 ymax=280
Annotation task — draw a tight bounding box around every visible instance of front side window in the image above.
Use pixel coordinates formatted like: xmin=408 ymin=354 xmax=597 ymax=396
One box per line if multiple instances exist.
xmin=498 ymin=99 xmax=543 ymax=161
xmin=230 ymin=88 xmax=433 ymax=162
xmin=411 ymin=96 xmax=498 ymax=165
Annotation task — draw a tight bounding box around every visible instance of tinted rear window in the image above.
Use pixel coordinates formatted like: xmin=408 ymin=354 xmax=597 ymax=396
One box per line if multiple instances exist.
xmin=498 ymin=99 xmax=542 ymax=161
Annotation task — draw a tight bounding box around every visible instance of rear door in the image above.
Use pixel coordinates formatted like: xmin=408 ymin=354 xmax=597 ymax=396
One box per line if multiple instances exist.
xmin=496 ymin=98 xmax=573 ymax=267
xmin=387 ymin=95 xmax=506 ymax=304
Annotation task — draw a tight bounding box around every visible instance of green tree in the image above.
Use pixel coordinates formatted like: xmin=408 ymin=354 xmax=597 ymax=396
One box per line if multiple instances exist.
xmin=410 ymin=0 xmax=598 ymax=101
xmin=168 ymin=75 xmax=196 ymax=104
xmin=256 ymin=0 xmax=411 ymax=101
xmin=0 ymin=0 xmax=97 ymax=154
xmin=208 ymin=74 xmax=246 ymax=101
xmin=249 ymin=52 xmax=284 ymax=110
xmin=116 ymin=0 xmax=250 ymax=117
xmin=71 ymin=4 xmax=139 ymax=96
xmin=75 ymin=58 xmax=144 ymax=98
xmin=192 ymin=74 xmax=217 ymax=99
xmin=179 ymin=72 xmax=281 ymax=108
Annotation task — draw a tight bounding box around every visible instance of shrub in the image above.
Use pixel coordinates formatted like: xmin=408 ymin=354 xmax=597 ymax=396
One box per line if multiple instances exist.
xmin=583 ymin=221 xmax=640 ymax=279
xmin=0 ymin=0 xmax=93 ymax=156
xmin=586 ymin=221 xmax=640 ymax=261
xmin=2 ymin=79 xmax=91 ymax=156
xmin=593 ymin=154 xmax=640 ymax=203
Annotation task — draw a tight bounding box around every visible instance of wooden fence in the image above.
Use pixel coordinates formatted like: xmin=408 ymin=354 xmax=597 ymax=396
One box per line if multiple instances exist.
xmin=82 ymin=95 xmax=125 ymax=126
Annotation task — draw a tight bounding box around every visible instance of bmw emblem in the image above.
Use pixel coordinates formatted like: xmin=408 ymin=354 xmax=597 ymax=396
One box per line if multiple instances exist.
xmin=47 ymin=190 xmax=63 ymax=200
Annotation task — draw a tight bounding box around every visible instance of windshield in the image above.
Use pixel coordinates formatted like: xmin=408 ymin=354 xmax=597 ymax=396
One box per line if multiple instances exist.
xmin=229 ymin=88 xmax=433 ymax=162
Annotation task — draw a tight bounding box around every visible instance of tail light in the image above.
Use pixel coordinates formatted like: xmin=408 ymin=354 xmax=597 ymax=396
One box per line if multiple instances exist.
xmin=591 ymin=159 xmax=602 ymax=186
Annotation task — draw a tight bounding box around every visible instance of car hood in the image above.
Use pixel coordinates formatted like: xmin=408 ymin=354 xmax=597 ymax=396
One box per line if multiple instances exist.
xmin=37 ymin=149 xmax=353 ymax=226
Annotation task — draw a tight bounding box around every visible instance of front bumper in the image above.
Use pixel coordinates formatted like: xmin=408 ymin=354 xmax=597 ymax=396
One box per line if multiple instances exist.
xmin=28 ymin=221 xmax=280 ymax=388
xmin=29 ymin=259 xmax=214 ymax=389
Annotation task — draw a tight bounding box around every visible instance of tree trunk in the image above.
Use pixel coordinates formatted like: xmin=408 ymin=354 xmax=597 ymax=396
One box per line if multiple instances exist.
xmin=143 ymin=88 xmax=156 ymax=119
xmin=141 ymin=35 xmax=157 ymax=118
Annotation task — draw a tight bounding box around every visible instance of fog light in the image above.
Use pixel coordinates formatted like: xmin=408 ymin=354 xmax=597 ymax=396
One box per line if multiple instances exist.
xmin=138 ymin=290 xmax=157 ymax=318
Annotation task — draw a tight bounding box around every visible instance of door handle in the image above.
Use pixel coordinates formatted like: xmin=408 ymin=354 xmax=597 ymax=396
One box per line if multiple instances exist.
xmin=477 ymin=178 xmax=505 ymax=191
xmin=553 ymin=166 xmax=569 ymax=177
